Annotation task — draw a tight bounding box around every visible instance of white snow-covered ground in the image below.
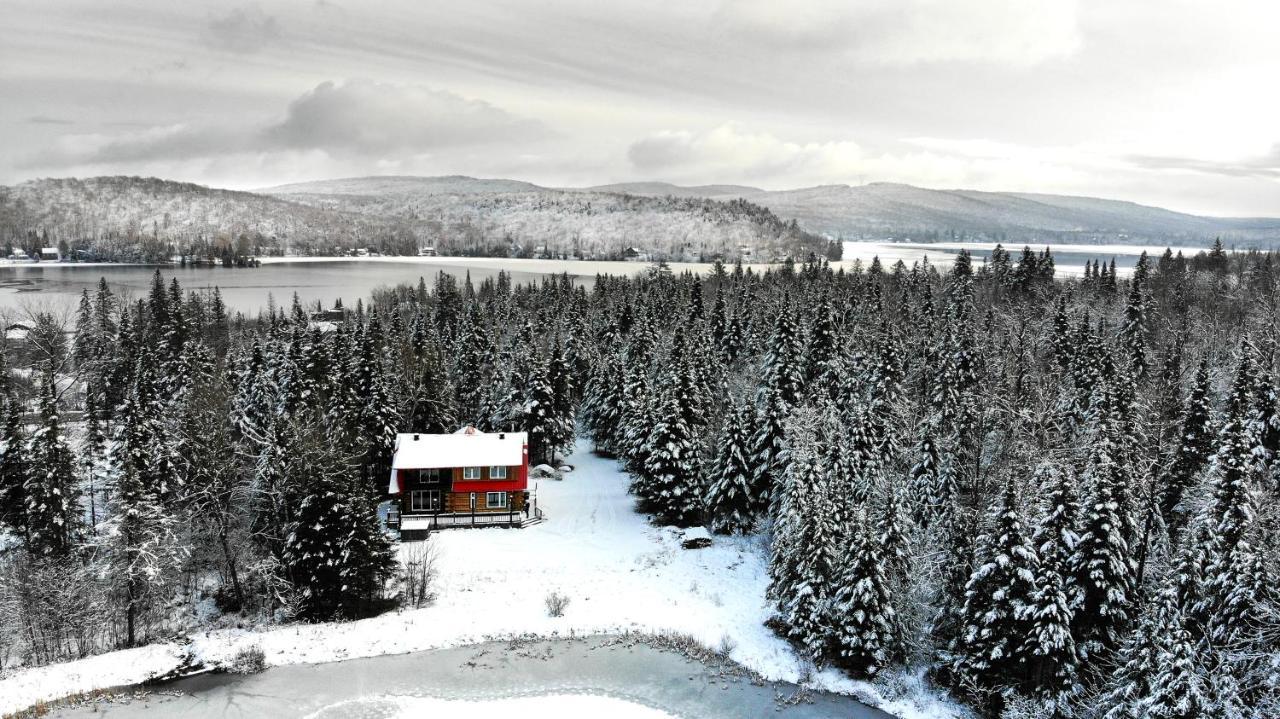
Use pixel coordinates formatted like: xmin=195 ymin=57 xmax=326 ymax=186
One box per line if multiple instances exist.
xmin=0 ymin=439 xmax=961 ymax=719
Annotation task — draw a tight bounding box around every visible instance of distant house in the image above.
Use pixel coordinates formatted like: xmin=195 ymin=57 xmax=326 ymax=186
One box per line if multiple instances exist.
xmin=623 ymin=246 xmax=647 ymax=261
xmin=417 ymin=246 xmax=437 ymax=257
xmin=386 ymin=427 xmax=540 ymax=538
xmin=39 ymin=247 xmax=61 ymax=262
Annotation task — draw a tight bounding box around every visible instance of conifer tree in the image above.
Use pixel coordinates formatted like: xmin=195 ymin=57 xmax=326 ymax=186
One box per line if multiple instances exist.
xmin=1120 ymin=252 xmax=1151 ymax=379
xmin=22 ymin=372 xmax=79 ymax=556
xmin=832 ymin=505 xmax=899 ymax=677
xmin=1024 ymin=465 xmax=1079 ymax=703
xmin=639 ymin=387 xmax=704 ymax=527
xmin=781 ymin=457 xmax=839 ymax=662
xmin=759 ymin=296 xmax=805 ymax=407
xmin=705 ymin=401 xmax=756 ymax=534
xmin=1159 ymin=360 xmax=1215 ymax=533
xmin=750 ymin=383 xmax=790 ymax=513
xmin=952 ymin=480 xmax=1038 ymax=690
xmin=1069 ymin=394 xmax=1136 ymax=659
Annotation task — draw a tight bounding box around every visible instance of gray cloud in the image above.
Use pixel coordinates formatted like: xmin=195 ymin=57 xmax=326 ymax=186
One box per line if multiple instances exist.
xmin=204 ymin=5 xmax=282 ymax=54
xmin=1127 ymin=145 xmax=1280 ymax=180
xmin=23 ymin=80 xmax=550 ymax=167
xmin=263 ymin=80 xmax=550 ymax=154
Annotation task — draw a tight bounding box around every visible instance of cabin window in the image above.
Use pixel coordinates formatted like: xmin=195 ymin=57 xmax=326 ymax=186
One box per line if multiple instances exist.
xmin=486 ymin=491 xmax=508 ymax=509
xmin=410 ymin=490 xmax=441 ymax=512
xmin=462 ymin=467 xmax=481 ymax=480
xmin=407 ymin=468 xmax=442 ymax=485
xmin=489 ymin=465 xmax=508 ymax=479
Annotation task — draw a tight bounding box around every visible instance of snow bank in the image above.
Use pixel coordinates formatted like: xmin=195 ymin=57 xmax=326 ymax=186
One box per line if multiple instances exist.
xmin=0 ymin=439 xmax=963 ymax=719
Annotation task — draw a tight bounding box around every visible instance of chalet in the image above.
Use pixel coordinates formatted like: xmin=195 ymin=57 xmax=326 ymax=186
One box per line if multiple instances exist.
xmin=39 ymin=247 xmax=61 ymax=262
xmin=386 ymin=427 xmax=541 ymax=538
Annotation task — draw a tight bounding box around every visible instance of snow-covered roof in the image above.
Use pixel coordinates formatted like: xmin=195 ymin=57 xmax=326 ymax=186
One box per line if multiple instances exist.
xmin=392 ymin=427 xmax=527 ymax=469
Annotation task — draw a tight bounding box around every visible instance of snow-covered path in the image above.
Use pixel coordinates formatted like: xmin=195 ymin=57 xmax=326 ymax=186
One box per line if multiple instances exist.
xmin=0 ymin=440 xmax=959 ymax=718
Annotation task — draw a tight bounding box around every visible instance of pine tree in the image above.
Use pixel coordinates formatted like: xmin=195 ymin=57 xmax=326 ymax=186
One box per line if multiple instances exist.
xmin=759 ymin=297 xmax=804 ymax=407
xmin=781 ymin=458 xmax=839 ymax=662
xmin=705 ymin=401 xmax=756 ymax=534
xmin=1024 ymin=465 xmax=1079 ymax=701
xmin=952 ymin=480 xmax=1038 ymax=690
xmin=282 ymin=421 xmax=396 ymax=621
xmin=1145 ymin=608 xmax=1213 ymax=719
xmin=1159 ymin=360 xmax=1214 ymax=533
xmin=751 ymin=383 xmax=790 ymax=514
xmin=832 ymin=505 xmax=898 ymax=677
xmin=1069 ymin=394 xmax=1136 ymax=659
xmin=639 ymin=388 xmax=704 ymax=527
xmin=907 ymin=424 xmax=941 ymax=525
xmin=23 ymin=372 xmax=80 ymax=556
xmin=1120 ymin=252 xmax=1151 ymax=379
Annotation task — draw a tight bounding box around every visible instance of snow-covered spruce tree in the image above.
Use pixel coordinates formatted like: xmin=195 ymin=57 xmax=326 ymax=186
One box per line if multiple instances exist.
xmin=1158 ymin=359 xmax=1215 ymax=533
xmin=1120 ymin=252 xmax=1151 ymax=380
xmin=0 ymin=357 xmax=28 ymax=538
xmin=779 ymin=450 xmax=840 ymax=662
xmin=758 ymin=294 xmax=805 ymax=408
xmin=831 ymin=504 xmax=899 ymax=677
xmin=22 ymin=372 xmax=80 ymax=557
xmin=638 ymin=384 xmax=704 ymax=527
xmin=907 ymin=423 xmax=942 ymax=526
xmin=280 ymin=412 xmax=396 ymax=621
xmin=1194 ymin=364 xmax=1262 ymax=650
xmin=1100 ymin=594 xmax=1171 ymax=719
xmin=582 ymin=349 xmax=627 ymax=454
xmin=98 ymin=413 xmax=187 ymax=647
xmin=1023 ymin=463 xmax=1079 ymax=702
xmin=1069 ymin=388 xmax=1137 ymax=662
xmin=1144 ymin=603 xmax=1217 ymax=719
xmin=705 ymin=401 xmax=757 ymax=534
xmin=751 ymin=383 xmax=790 ymax=514
xmin=950 ymin=479 xmax=1038 ymax=694
xmin=547 ymin=334 xmax=578 ymax=455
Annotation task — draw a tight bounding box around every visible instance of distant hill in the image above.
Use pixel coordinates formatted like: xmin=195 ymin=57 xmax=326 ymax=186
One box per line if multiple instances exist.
xmin=0 ymin=176 xmax=830 ymax=263
xmin=587 ymin=181 xmax=1280 ymax=246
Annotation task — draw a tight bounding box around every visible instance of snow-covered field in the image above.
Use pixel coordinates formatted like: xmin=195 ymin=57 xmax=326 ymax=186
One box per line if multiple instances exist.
xmin=0 ymin=440 xmax=960 ymax=718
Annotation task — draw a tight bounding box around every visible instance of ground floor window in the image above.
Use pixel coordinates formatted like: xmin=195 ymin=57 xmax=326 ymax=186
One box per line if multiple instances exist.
xmin=486 ymin=491 xmax=508 ymax=509
xmin=410 ymin=489 xmax=441 ymax=512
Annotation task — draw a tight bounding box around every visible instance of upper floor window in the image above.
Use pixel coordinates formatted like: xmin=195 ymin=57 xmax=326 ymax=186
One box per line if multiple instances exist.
xmin=462 ymin=467 xmax=481 ymax=480
xmin=489 ymin=465 xmax=508 ymax=480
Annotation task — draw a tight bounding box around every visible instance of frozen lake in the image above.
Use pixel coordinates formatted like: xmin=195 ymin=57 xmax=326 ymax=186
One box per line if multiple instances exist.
xmin=46 ymin=636 xmax=895 ymax=719
xmin=0 ymin=240 xmax=1212 ymax=317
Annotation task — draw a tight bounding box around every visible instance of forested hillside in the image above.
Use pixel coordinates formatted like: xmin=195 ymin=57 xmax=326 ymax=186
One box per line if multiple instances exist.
xmin=592 ymin=181 xmax=1280 ymax=246
xmin=0 ymin=176 xmax=836 ymax=263
xmin=1 ymin=242 xmax=1278 ymax=716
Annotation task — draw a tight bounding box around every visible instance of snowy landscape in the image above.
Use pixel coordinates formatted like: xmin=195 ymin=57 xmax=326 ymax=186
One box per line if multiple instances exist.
xmin=3 ymin=2 xmax=1280 ymax=718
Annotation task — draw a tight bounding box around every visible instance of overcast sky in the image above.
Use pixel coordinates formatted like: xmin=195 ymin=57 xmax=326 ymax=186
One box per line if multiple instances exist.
xmin=2 ymin=0 xmax=1277 ymax=216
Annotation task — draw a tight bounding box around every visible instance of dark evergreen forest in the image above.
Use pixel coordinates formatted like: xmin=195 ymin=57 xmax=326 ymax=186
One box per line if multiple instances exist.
xmin=0 ymin=238 xmax=1277 ymax=717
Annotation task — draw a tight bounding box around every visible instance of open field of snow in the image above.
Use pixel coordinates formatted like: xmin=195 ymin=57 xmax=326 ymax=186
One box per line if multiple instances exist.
xmin=0 ymin=439 xmax=960 ymax=718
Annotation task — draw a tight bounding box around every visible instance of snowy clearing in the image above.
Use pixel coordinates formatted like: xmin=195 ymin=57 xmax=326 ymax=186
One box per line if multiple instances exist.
xmin=0 ymin=439 xmax=961 ymax=719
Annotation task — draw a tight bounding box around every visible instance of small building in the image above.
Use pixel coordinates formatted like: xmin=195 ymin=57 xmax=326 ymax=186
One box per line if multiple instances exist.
xmin=417 ymin=246 xmax=437 ymax=257
xmin=387 ymin=427 xmax=539 ymax=537
xmin=39 ymin=247 xmax=61 ymax=262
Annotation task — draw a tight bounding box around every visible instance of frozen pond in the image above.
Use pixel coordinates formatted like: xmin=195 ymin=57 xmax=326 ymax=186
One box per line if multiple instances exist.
xmin=47 ymin=636 xmax=895 ymax=719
